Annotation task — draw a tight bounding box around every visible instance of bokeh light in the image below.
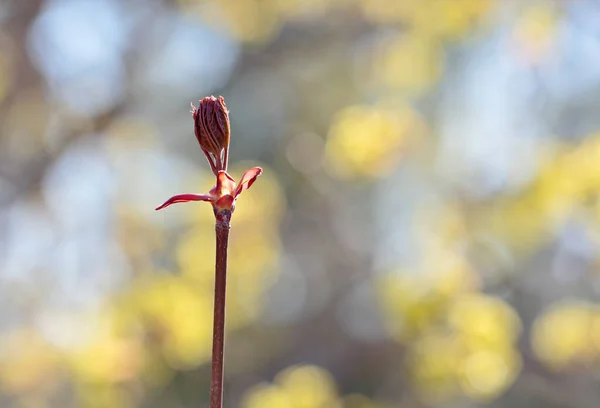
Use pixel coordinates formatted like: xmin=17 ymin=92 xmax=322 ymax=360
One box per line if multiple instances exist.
xmin=2 ymin=0 xmax=600 ymax=407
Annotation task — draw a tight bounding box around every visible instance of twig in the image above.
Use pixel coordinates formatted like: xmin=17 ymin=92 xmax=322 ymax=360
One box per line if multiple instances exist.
xmin=155 ymin=96 xmax=262 ymax=407
xmin=210 ymin=210 xmax=231 ymax=408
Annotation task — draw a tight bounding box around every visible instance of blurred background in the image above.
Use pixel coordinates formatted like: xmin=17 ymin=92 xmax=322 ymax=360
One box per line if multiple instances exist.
xmin=1 ymin=0 xmax=600 ymax=407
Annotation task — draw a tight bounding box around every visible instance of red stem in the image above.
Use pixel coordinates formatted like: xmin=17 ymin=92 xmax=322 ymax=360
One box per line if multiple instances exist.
xmin=210 ymin=210 xmax=231 ymax=408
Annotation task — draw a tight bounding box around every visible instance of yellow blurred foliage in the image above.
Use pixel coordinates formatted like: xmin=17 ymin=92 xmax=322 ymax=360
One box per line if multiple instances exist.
xmin=176 ymin=226 xmax=215 ymax=285
xmin=178 ymin=0 xmax=492 ymax=45
xmin=448 ymin=294 xmax=522 ymax=347
xmin=371 ymin=34 xmax=443 ymax=95
xmin=116 ymin=208 xmax=165 ymax=270
xmin=378 ymin=272 xmax=446 ymax=340
xmin=75 ymin=382 xmax=135 ymax=408
xmin=132 ymin=276 xmax=214 ymax=369
xmin=459 ymin=348 xmax=521 ymax=401
xmin=423 ymin=0 xmax=493 ymax=40
xmin=325 ymin=104 xmax=423 ymax=179
xmin=433 ymin=253 xmax=480 ymax=298
xmin=180 ymin=0 xmax=282 ymax=44
xmin=71 ymin=335 xmax=143 ymax=384
xmin=409 ymin=332 xmax=463 ymax=401
xmin=387 ymin=201 xmax=522 ymax=402
xmin=487 ymin=134 xmax=600 ymax=252
xmin=226 ymin=229 xmax=280 ymax=327
xmin=243 ymin=383 xmax=296 ymax=408
xmin=277 ymin=365 xmax=339 ymax=407
xmin=1 ymin=0 xmax=592 ymax=406
xmin=359 ymin=0 xmax=419 ymax=24
xmin=0 ymin=330 xmax=61 ymax=397
xmin=401 ymin=292 xmax=521 ymax=402
xmin=532 ymin=300 xmax=599 ymax=370
xmin=105 ymin=116 xmax=160 ymax=152
xmin=242 ymin=365 xmax=340 ymax=408
xmin=361 ymin=0 xmax=492 ymax=39
xmin=378 ymin=250 xmax=479 ymax=341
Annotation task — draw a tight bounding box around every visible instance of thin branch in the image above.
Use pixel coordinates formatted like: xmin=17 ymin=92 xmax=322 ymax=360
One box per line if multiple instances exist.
xmin=210 ymin=209 xmax=231 ymax=408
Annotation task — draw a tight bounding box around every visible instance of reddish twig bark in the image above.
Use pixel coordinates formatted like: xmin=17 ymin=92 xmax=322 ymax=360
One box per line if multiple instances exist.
xmin=210 ymin=210 xmax=231 ymax=408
